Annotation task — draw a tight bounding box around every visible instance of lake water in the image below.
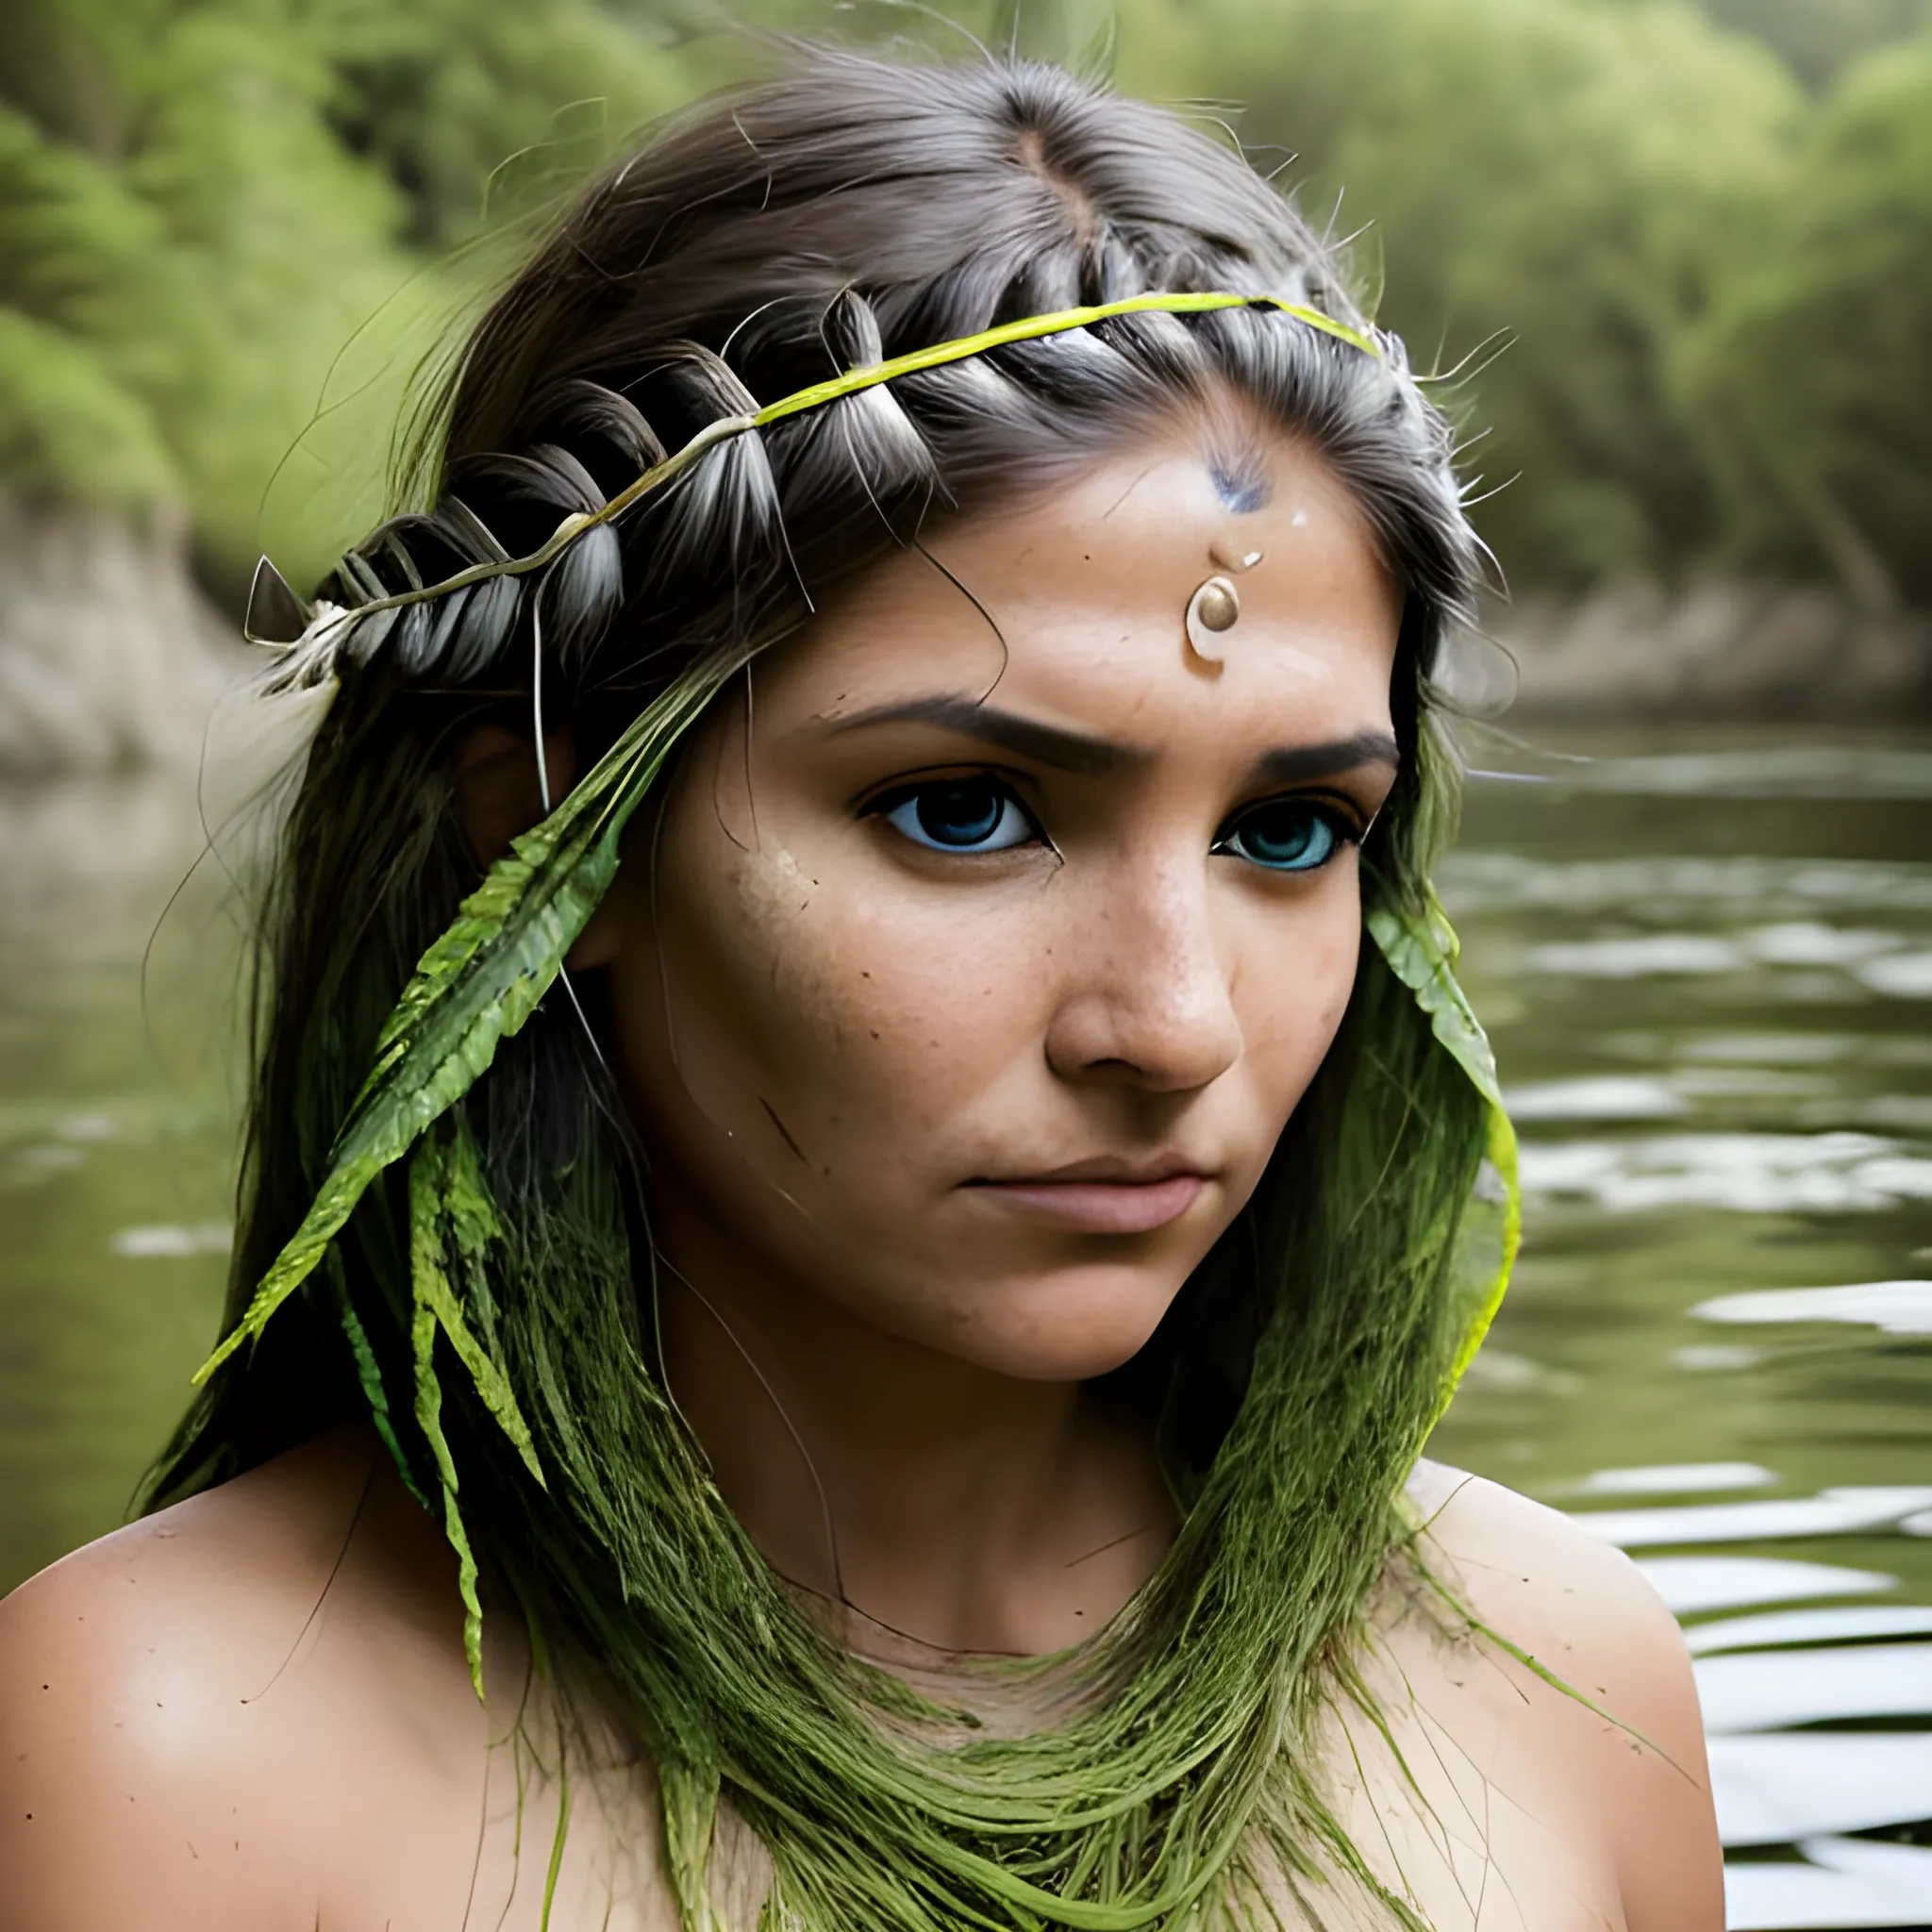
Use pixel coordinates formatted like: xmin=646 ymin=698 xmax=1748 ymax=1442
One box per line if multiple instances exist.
xmin=3 ymin=724 xmax=1929 ymax=1928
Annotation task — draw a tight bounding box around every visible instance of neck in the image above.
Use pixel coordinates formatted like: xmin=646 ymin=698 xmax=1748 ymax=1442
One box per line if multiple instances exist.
xmin=653 ymin=1207 xmax=1176 ymax=1658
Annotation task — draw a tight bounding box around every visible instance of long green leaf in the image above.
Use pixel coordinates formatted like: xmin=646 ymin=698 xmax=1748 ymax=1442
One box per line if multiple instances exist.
xmin=415 ymin=1186 xmax=545 ymax=1489
xmin=1366 ymin=897 xmax=1521 ymax=1402
xmin=408 ymin=1138 xmax=487 ymax=1694
xmin=195 ymin=657 xmax=730 ymax=1386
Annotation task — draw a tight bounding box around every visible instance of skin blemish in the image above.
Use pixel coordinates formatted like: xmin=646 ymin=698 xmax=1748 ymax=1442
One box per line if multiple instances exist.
xmin=759 ymin=1098 xmax=809 ymax=1165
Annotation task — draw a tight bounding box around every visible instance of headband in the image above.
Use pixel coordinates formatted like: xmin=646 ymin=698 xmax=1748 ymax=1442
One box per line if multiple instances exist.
xmin=242 ymin=291 xmax=1385 ymax=692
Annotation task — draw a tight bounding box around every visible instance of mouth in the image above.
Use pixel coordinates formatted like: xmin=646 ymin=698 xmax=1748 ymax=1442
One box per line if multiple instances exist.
xmin=962 ymin=1158 xmax=1213 ymax=1236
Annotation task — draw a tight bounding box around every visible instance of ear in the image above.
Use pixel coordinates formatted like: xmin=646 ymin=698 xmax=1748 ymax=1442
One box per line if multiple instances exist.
xmin=454 ymin=724 xmax=621 ymax=969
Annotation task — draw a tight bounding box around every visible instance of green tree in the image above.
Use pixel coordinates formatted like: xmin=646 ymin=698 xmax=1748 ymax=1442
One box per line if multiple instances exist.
xmin=5 ymin=0 xmax=1928 ymax=607
xmin=307 ymin=0 xmax=695 ymax=249
xmin=1117 ymin=0 xmax=1805 ymax=588
xmin=1692 ymin=0 xmax=1931 ymax=92
xmin=0 ymin=0 xmax=693 ymax=597
xmin=1686 ymin=28 xmax=1932 ymax=605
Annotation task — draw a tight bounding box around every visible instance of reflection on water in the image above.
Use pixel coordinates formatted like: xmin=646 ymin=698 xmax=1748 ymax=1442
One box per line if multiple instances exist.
xmin=3 ymin=727 xmax=1929 ymax=1928
xmin=0 ymin=774 xmax=241 ymax=1588
xmin=1700 ymin=1281 xmax=1932 ymax=1338
xmin=1432 ymin=726 xmax=1932 ymax=1928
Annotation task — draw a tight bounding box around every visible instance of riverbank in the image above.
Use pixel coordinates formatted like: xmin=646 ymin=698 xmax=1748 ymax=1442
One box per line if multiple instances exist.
xmin=0 ymin=503 xmax=237 ymax=778
xmin=1481 ymin=579 xmax=1932 ymax=721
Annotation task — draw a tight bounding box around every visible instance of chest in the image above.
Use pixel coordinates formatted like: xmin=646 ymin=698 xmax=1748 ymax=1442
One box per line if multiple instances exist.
xmin=331 ymin=1637 xmax=1622 ymax=1932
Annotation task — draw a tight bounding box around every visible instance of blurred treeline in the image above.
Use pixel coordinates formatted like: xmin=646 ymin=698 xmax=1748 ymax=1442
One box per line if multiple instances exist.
xmin=2 ymin=0 xmax=1927 ymax=608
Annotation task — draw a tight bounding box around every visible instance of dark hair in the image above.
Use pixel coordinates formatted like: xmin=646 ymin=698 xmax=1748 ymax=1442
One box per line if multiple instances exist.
xmin=152 ymin=49 xmax=1490 ymax=1931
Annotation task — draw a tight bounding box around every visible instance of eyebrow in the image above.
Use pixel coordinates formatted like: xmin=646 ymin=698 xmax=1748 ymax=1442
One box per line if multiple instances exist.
xmin=818 ymin=695 xmax=1146 ymax=775
xmin=822 ymin=698 xmax=1400 ymax=785
xmin=1254 ymin=730 xmax=1401 ymax=786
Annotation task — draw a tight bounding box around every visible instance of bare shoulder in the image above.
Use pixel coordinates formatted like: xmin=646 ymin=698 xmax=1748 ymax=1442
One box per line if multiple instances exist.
xmin=1399 ymin=1459 xmax=1724 ymax=1932
xmin=1405 ymin=1457 xmax=1684 ymax=1674
xmin=0 ymin=1428 xmax=389 ymax=1779
xmin=0 ymin=1428 xmax=491 ymax=1931
xmin=1401 ymin=1457 xmax=1698 ymax=1755
xmin=4 ymin=1425 xmax=382 ymax=1638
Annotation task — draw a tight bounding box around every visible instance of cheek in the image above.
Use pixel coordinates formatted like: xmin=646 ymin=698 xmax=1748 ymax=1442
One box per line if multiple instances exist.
xmin=1234 ymin=885 xmax=1363 ymax=1131
xmin=622 ymin=817 xmax=1040 ymax=1177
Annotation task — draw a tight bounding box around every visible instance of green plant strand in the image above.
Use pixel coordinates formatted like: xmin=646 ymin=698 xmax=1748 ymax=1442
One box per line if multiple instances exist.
xmin=541 ymin=1748 xmax=573 ymax=1932
xmin=410 ymin=1135 xmax=488 ymax=1694
xmin=418 ymin=1126 xmax=545 ymax=1489
xmin=326 ymin=1249 xmax=424 ymax=1507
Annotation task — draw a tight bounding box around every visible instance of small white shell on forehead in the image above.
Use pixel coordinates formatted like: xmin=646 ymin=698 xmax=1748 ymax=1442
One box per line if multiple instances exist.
xmin=1185 ymin=575 xmax=1241 ymax=664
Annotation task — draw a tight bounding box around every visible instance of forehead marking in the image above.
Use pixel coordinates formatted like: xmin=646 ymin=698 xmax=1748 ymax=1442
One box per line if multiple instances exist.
xmin=1209 ymin=459 xmax=1272 ymax=515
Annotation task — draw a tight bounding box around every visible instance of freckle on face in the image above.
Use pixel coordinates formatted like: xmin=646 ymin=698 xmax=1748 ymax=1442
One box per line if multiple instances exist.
xmin=603 ymin=429 xmax=1400 ymax=1384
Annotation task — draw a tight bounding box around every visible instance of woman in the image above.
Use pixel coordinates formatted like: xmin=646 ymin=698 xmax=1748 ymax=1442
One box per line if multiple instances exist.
xmin=0 ymin=50 xmax=1721 ymax=1932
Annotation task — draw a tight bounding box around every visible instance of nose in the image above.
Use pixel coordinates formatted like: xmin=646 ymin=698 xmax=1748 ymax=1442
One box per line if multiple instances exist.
xmin=1043 ymin=858 xmax=1243 ymax=1095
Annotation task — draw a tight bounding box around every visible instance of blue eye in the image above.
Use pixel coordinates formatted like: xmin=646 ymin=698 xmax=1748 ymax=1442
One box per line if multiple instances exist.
xmin=879 ymin=778 xmax=1035 ymax=854
xmin=1219 ymin=799 xmax=1346 ymax=873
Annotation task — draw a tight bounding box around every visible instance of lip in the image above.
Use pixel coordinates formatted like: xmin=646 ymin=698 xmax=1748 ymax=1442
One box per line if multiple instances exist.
xmin=964 ymin=1158 xmax=1212 ymax=1236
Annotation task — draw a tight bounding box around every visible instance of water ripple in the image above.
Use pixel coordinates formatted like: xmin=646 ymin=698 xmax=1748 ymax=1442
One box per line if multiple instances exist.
xmin=1518 ymin=1133 xmax=1932 ymax=1214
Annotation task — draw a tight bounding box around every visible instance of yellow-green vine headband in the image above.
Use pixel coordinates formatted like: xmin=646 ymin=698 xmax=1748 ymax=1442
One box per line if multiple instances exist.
xmin=243 ymin=291 xmax=1383 ymax=675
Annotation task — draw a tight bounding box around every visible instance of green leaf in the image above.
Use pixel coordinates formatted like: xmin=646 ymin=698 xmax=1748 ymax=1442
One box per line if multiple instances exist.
xmin=1365 ymin=895 xmax=1502 ymax=1108
xmin=417 ymin=1124 xmax=545 ymax=1489
xmin=1367 ymin=896 xmax=1521 ymax=1402
xmin=408 ymin=1136 xmax=487 ymax=1697
xmin=325 ymin=1248 xmax=426 ymax=1507
xmin=194 ymin=653 xmax=729 ymax=1389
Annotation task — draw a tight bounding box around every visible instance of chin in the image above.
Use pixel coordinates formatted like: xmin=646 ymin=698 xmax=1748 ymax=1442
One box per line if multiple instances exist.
xmin=924 ymin=1261 xmax=1185 ymax=1384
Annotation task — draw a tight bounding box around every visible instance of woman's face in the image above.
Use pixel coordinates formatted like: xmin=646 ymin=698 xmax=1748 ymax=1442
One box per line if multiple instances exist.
xmin=601 ymin=424 xmax=1401 ymax=1384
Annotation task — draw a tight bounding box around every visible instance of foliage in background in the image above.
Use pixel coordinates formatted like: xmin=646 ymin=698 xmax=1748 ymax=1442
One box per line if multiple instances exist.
xmin=0 ymin=0 xmax=692 ymax=597
xmin=0 ymin=0 xmax=1926 ymax=604
xmin=1686 ymin=28 xmax=1932 ymax=607
xmin=1116 ymin=0 xmax=1804 ymax=587
xmin=1694 ymin=0 xmax=1931 ymax=90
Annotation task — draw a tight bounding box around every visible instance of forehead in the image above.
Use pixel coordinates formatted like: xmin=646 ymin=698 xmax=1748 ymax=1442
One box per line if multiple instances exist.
xmin=758 ymin=429 xmax=1402 ymax=746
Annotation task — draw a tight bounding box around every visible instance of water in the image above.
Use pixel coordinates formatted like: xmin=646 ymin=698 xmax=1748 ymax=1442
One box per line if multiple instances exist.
xmin=1430 ymin=726 xmax=1932 ymax=1928
xmin=3 ymin=725 xmax=1929 ymax=1928
xmin=0 ymin=774 xmax=240 ymax=1582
